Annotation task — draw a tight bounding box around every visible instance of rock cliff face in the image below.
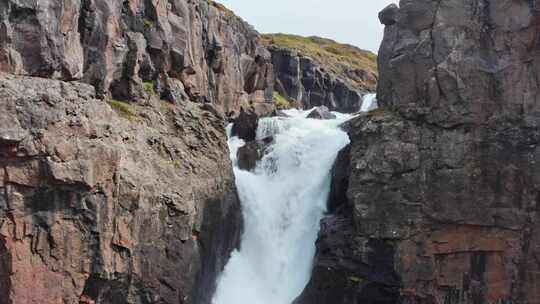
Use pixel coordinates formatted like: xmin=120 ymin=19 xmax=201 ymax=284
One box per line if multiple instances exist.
xmin=0 ymin=72 xmax=242 ymax=304
xmin=262 ymin=34 xmax=378 ymax=113
xmin=0 ymin=0 xmax=275 ymax=303
xmin=0 ymin=0 xmax=274 ymax=115
xmin=299 ymin=0 xmax=540 ymax=303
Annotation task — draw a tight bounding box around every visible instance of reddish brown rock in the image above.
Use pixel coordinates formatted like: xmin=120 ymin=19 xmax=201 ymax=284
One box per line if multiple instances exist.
xmin=0 ymin=73 xmax=241 ymax=304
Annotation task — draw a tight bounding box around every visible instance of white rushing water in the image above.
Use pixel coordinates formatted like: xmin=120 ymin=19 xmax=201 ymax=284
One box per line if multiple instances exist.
xmin=213 ymin=97 xmax=376 ymax=304
xmin=360 ymin=93 xmax=378 ymax=112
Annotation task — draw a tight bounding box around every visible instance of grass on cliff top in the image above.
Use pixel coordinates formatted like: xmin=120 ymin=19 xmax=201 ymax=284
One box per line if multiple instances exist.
xmin=261 ymin=33 xmax=378 ymax=89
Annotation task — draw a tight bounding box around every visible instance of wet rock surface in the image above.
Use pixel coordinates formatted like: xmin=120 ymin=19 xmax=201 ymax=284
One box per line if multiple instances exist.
xmin=232 ymin=109 xmax=259 ymax=142
xmin=237 ymin=141 xmax=263 ymax=172
xmin=0 ymin=73 xmax=242 ymax=304
xmin=299 ymin=1 xmax=540 ymax=303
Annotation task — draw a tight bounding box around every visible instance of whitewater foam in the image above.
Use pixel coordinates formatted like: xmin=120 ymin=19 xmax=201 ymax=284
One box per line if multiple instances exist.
xmin=214 ymin=97 xmax=376 ymax=304
xmin=215 ymin=110 xmax=350 ymax=304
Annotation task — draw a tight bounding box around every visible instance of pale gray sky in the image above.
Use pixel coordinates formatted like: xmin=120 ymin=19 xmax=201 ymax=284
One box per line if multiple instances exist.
xmin=215 ymin=0 xmax=398 ymax=53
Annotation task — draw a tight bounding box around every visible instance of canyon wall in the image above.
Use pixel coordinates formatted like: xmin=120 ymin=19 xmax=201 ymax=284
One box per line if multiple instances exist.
xmin=262 ymin=34 xmax=378 ymax=113
xmin=0 ymin=0 xmax=275 ymax=303
xmin=299 ymin=0 xmax=540 ymax=303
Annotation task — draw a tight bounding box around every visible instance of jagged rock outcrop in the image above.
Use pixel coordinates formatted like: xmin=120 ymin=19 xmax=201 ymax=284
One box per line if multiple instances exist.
xmin=299 ymin=1 xmax=540 ymax=303
xmin=0 ymin=73 xmax=242 ymax=304
xmin=0 ymin=0 xmax=274 ymax=115
xmin=262 ymin=34 xmax=378 ymax=113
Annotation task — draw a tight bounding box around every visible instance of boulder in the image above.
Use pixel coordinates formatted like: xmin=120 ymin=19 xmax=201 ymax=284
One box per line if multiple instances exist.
xmin=237 ymin=142 xmax=263 ymax=171
xmin=307 ymin=106 xmax=336 ymax=120
xmin=236 ymin=137 xmax=273 ymax=171
xmin=232 ymin=109 xmax=259 ymax=142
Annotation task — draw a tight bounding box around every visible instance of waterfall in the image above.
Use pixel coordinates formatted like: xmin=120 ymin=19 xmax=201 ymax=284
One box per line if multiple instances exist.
xmin=360 ymin=93 xmax=378 ymax=112
xmin=213 ymin=95 xmax=377 ymax=303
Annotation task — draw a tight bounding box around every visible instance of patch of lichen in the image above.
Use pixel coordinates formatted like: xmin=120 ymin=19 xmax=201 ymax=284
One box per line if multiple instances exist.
xmin=173 ymin=159 xmax=182 ymax=170
xmin=348 ymin=276 xmax=364 ymax=284
xmin=143 ymin=81 xmax=155 ymax=95
xmin=273 ymin=92 xmax=291 ymax=109
xmin=143 ymin=19 xmax=153 ymax=29
xmin=261 ymin=33 xmax=377 ymax=89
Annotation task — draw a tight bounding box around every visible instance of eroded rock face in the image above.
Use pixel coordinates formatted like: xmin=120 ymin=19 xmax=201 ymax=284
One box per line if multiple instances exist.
xmin=300 ymin=1 xmax=540 ymax=303
xmin=269 ymin=47 xmax=375 ymax=113
xmin=0 ymin=0 xmax=274 ymax=114
xmin=0 ymin=73 xmax=241 ymax=304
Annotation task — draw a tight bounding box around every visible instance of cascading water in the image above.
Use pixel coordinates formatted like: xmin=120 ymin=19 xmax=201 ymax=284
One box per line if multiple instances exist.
xmin=360 ymin=93 xmax=378 ymax=112
xmin=213 ymin=97 xmax=376 ymax=304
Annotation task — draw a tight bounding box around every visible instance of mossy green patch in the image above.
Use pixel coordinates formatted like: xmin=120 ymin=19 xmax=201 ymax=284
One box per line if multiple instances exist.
xmin=143 ymin=81 xmax=155 ymax=95
xmin=273 ymin=92 xmax=291 ymax=109
xmin=261 ymin=33 xmax=377 ymax=89
xmin=173 ymin=160 xmax=182 ymax=170
xmin=143 ymin=19 xmax=153 ymax=29
xmin=348 ymin=276 xmax=364 ymax=283
xmin=110 ymin=99 xmax=136 ymax=121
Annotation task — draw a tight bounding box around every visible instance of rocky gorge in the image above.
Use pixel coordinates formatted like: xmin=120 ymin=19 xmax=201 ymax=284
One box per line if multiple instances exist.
xmin=1 ymin=0 xmax=539 ymax=304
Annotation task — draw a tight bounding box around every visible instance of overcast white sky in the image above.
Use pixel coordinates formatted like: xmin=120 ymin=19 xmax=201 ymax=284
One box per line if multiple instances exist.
xmin=215 ymin=0 xmax=398 ymax=53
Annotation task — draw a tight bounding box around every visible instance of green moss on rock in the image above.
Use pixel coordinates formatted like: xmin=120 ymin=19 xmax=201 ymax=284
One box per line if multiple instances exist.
xmin=273 ymin=92 xmax=291 ymax=109
xmin=143 ymin=81 xmax=155 ymax=95
xmin=110 ymin=99 xmax=136 ymax=121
